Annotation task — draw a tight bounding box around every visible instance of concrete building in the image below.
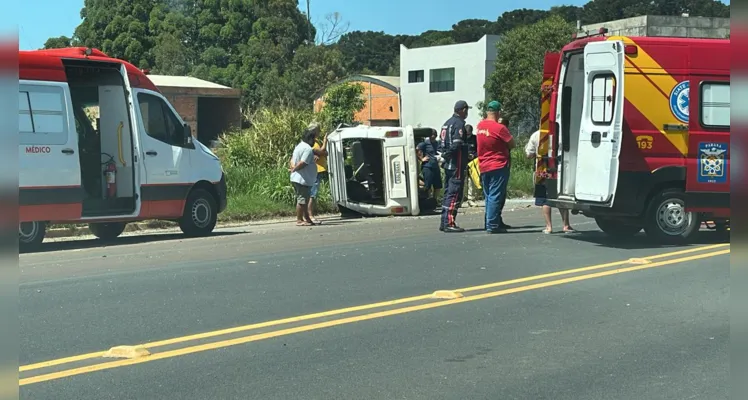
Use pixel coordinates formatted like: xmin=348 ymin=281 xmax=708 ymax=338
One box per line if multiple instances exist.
xmin=399 ymin=35 xmax=500 ymax=131
xmin=314 ymin=75 xmax=401 ymax=127
xmin=148 ymin=75 xmax=242 ymax=147
xmin=582 ymin=15 xmax=730 ymax=39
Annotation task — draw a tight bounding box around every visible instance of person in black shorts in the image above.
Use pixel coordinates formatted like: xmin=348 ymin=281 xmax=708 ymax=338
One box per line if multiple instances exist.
xmin=417 ymin=130 xmax=442 ymax=202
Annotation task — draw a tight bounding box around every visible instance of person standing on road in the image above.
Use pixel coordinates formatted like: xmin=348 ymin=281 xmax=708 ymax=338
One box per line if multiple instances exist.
xmin=463 ymin=124 xmax=481 ymax=207
xmin=476 ymin=100 xmax=515 ymax=234
xmin=438 ymin=100 xmax=471 ymax=233
xmin=308 ymin=122 xmax=329 ymax=225
xmin=417 ymin=130 xmax=442 ymax=202
xmin=525 ymin=130 xmax=574 ymax=234
xmin=289 ymin=127 xmax=319 ymax=227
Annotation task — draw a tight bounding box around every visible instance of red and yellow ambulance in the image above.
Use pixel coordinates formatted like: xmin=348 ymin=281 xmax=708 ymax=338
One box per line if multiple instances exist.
xmin=537 ymin=29 xmax=729 ymax=243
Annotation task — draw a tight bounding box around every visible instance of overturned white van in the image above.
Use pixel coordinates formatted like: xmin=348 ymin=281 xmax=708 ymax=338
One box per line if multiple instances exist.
xmin=326 ymin=125 xmax=439 ymax=217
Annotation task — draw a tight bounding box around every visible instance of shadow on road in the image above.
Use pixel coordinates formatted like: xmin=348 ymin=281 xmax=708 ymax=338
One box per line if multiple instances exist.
xmin=561 ymin=229 xmax=730 ymax=250
xmin=25 ymin=232 xmax=244 ymax=254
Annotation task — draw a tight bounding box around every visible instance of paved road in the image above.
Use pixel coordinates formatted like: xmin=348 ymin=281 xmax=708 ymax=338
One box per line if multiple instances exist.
xmin=19 ymin=206 xmax=729 ymax=399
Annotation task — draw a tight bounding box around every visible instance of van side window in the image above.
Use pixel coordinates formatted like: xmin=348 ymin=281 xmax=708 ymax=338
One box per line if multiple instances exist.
xmin=137 ymin=93 xmax=184 ymax=146
xmin=18 ymin=85 xmax=68 ymax=145
xmin=700 ymin=82 xmax=730 ymax=129
xmin=590 ymin=74 xmax=616 ymax=125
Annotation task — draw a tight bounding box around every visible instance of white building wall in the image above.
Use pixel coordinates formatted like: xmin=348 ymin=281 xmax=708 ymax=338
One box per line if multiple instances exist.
xmin=399 ymin=35 xmax=500 ymax=132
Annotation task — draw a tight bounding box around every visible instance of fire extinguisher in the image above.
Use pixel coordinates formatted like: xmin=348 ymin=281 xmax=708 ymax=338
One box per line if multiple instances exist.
xmin=103 ymin=158 xmax=117 ymax=199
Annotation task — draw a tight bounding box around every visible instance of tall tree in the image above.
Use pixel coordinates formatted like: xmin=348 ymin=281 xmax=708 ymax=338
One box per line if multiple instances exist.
xmin=485 ymin=15 xmax=575 ymax=133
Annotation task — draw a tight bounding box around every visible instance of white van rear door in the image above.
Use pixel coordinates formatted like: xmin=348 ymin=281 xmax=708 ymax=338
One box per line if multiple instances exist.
xmin=383 ymin=130 xmax=408 ymax=204
xmin=327 ymin=133 xmax=347 ymax=205
xmin=574 ymin=40 xmax=625 ymax=206
xmin=404 ymin=126 xmax=420 ymax=215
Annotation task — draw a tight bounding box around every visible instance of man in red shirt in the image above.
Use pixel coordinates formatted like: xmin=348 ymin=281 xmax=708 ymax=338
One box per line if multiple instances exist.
xmin=476 ymin=100 xmax=516 ymax=233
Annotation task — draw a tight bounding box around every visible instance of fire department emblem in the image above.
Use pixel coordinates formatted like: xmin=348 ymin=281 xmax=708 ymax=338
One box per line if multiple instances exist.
xmin=669 ymin=80 xmax=690 ymax=123
xmin=698 ymin=142 xmax=727 ymax=184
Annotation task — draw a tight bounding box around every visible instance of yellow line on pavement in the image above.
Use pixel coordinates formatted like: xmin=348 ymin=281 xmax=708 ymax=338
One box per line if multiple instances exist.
xmin=19 ymin=243 xmax=728 ymax=373
xmin=20 ymin=248 xmax=728 ymax=386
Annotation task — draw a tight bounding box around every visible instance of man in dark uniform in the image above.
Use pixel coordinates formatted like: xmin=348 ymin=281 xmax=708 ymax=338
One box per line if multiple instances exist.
xmin=438 ymin=100 xmax=471 ymax=233
xmin=416 ymin=130 xmax=442 ymax=203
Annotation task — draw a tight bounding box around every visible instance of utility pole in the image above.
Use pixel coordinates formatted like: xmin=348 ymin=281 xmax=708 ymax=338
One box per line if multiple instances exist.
xmin=306 ymin=0 xmax=312 ymax=42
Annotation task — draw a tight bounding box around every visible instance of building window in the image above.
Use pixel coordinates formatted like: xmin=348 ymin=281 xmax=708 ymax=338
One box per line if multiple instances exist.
xmin=590 ymin=74 xmax=616 ymax=125
xmin=429 ymin=68 xmax=455 ymax=93
xmin=700 ymin=82 xmax=730 ymax=129
xmin=408 ymin=70 xmax=424 ymax=83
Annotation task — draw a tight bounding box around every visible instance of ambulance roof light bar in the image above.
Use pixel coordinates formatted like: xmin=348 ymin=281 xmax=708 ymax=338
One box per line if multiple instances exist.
xmin=571 ymin=27 xmax=609 ymax=40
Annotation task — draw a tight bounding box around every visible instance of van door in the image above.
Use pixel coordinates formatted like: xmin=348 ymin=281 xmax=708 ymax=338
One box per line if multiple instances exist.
xmin=573 ymin=40 xmax=625 ymax=205
xmin=382 ymin=129 xmax=412 ymax=214
xmin=327 ymin=133 xmax=347 ymax=206
xmin=404 ymin=126 xmax=421 ymax=215
xmin=134 ymin=89 xmax=191 ymax=218
xmin=19 ymin=82 xmax=83 ymax=222
xmin=686 ymin=78 xmax=730 ymax=211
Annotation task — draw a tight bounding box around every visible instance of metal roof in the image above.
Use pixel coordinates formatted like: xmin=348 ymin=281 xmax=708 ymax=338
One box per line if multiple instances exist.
xmin=147 ymin=74 xmax=233 ymax=90
xmin=358 ymin=75 xmax=400 ymax=89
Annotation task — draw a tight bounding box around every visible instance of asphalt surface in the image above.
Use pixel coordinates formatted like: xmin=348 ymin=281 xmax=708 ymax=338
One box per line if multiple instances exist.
xmin=19 ymin=205 xmax=730 ymax=399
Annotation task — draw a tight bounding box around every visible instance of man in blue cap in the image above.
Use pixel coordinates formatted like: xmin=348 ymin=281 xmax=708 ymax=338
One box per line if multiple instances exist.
xmin=438 ymin=100 xmax=471 ymax=233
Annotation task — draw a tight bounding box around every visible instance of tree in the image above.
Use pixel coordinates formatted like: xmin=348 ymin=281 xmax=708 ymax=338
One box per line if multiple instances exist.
xmin=43 ymin=36 xmax=74 ymax=49
xmin=485 ymin=15 xmax=575 ymax=133
xmin=318 ymin=82 xmax=365 ymax=127
xmin=317 ymin=12 xmax=350 ymax=45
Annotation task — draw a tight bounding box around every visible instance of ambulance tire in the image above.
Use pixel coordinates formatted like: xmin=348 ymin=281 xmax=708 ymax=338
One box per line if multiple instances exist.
xmin=179 ymin=189 xmax=218 ymax=237
xmin=89 ymin=222 xmax=127 ymax=241
xmin=594 ymin=217 xmax=642 ymax=238
xmin=19 ymin=221 xmax=46 ymax=251
xmin=643 ymin=188 xmax=700 ymax=244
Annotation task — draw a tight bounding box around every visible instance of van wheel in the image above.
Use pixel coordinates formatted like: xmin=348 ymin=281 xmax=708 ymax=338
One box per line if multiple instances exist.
xmin=89 ymin=222 xmax=127 ymax=241
xmin=643 ymin=188 xmax=700 ymax=244
xmin=594 ymin=217 xmax=642 ymax=237
xmin=19 ymin=221 xmax=46 ymax=250
xmin=179 ymin=189 xmax=217 ymax=237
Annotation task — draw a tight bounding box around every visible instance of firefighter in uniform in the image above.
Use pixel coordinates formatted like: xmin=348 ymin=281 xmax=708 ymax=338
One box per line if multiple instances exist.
xmin=438 ymin=100 xmax=471 ymax=233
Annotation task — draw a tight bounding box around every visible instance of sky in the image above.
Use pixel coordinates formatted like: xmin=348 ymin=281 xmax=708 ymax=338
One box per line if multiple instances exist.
xmin=11 ymin=0 xmax=730 ymax=50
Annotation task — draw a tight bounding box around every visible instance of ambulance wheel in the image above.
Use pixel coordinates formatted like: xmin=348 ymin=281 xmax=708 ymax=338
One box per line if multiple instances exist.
xmin=89 ymin=222 xmax=126 ymax=241
xmin=19 ymin=221 xmax=46 ymax=250
xmin=594 ymin=217 xmax=642 ymax=238
xmin=644 ymin=188 xmax=700 ymax=244
xmin=180 ymin=189 xmax=217 ymax=237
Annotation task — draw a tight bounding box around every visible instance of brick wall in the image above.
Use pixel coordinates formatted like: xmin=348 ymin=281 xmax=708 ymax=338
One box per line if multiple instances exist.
xmin=314 ymin=80 xmax=400 ymax=125
xmin=163 ymin=94 xmax=198 ymax=137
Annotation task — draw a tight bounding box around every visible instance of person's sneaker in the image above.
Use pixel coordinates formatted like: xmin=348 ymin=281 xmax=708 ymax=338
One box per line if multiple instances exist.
xmin=500 ymin=223 xmax=512 ymax=229
xmin=444 ymin=226 xmax=465 ymax=233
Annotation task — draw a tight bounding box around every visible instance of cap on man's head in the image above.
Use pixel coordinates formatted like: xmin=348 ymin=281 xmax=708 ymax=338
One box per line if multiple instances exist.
xmin=454 ymin=100 xmax=472 ymax=111
xmin=486 ymin=100 xmax=502 ymax=112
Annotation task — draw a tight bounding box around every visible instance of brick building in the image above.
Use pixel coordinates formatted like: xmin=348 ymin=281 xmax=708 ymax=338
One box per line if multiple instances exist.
xmin=315 ymin=75 xmax=401 ymax=127
xmin=148 ymin=75 xmax=242 ymax=147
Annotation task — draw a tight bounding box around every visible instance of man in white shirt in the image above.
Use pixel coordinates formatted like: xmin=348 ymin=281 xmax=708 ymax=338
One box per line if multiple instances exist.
xmin=289 ymin=127 xmax=319 ymax=226
xmin=525 ymin=130 xmax=574 ymax=234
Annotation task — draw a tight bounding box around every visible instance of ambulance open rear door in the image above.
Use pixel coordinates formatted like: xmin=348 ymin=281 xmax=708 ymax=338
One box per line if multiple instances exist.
xmin=574 ymin=39 xmax=625 ymax=206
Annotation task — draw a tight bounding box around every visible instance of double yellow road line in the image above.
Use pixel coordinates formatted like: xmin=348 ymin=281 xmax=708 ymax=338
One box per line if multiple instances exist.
xmin=20 ymin=243 xmax=729 ymax=386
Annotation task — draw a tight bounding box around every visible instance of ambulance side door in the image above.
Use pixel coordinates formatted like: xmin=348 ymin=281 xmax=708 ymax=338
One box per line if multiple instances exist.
xmin=574 ymin=40 xmax=625 ymax=206
xmin=685 ymin=76 xmax=730 ymax=210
